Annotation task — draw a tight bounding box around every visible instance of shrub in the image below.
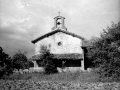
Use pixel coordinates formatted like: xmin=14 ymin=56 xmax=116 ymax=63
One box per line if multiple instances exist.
xmin=12 ymin=51 xmax=29 ymax=70
xmin=0 ymin=47 xmax=13 ymax=79
xmin=39 ymin=45 xmax=58 ymax=74
xmin=87 ymin=22 xmax=120 ymax=79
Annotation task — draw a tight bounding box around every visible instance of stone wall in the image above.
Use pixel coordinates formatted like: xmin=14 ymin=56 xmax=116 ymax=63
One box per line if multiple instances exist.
xmin=57 ymin=67 xmax=85 ymax=72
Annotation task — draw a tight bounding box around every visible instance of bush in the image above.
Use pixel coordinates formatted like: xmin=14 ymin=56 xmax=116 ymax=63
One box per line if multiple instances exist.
xmin=39 ymin=45 xmax=58 ymax=74
xmin=87 ymin=22 xmax=120 ymax=79
xmin=12 ymin=51 xmax=29 ymax=70
xmin=0 ymin=47 xmax=13 ymax=79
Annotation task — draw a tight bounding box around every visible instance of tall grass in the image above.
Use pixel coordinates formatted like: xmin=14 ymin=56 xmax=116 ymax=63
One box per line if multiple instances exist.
xmin=2 ymin=71 xmax=101 ymax=82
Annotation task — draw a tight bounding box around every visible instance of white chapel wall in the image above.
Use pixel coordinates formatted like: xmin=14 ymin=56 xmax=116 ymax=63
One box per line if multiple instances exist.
xmin=35 ymin=32 xmax=83 ymax=55
xmin=50 ymin=32 xmax=83 ymax=54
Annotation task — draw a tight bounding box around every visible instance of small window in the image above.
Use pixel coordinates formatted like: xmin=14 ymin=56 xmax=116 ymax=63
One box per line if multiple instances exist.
xmin=58 ymin=42 xmax=62 ymax=46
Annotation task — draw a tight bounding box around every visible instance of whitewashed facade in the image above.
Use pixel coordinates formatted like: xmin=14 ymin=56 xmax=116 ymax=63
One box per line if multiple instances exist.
xmin=35 ymin=32 xmax=83 ymax=55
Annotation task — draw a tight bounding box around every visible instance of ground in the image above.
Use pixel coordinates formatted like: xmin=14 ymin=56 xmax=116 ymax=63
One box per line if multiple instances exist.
xmin=0 ymin=71 xmax=120 ymax=90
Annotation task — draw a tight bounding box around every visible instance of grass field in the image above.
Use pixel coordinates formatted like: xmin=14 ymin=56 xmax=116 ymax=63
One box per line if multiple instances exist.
xmin=3 ymin=71 xmax=101 ymax=82
xmin=1 ymin=71 xmax=120 ymax=90
xmin=2 ymin=68 xmax=120 ymax=83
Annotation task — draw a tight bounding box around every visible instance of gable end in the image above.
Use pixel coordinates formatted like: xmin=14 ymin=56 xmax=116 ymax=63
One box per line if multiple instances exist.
xmin=31 ymin=29 xmax=85 ymax=44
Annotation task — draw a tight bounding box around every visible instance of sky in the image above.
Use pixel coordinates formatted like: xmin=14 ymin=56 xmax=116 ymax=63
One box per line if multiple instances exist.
xmin=0 ymin=0 xmax=120 ymax=58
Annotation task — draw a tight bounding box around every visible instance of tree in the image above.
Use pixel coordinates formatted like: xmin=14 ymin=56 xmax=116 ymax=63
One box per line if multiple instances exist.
xmin=87 ymin=22 xmax=120 ymax=80
xmin=12 ymin=51 xmax=29 ymax=70
xmin=0 ymin=47 xmax=13 ymax=79
xmin=28 ymin=61 xmax=34 ymax=68
xmin=38 ymin=45 xmax=57 ymax=74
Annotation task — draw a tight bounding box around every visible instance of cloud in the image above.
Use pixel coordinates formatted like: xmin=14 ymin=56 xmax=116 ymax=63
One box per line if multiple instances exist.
xmin=0 ymin=26 xmax=35 ymax=57
xmin=0 ymin=0 xmax=119 ymax=57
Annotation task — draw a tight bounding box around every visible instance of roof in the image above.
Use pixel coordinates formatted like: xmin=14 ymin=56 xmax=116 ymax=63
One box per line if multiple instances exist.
xmin=31 ymin=29 xmax=85 ymax=44
xmin=30 ymin=54 xmax=41 ymax=61
xmin=54 ymin=16 xmax=65 ymax=19
xmin=52 ymin=53 xmax=83 ymax=60
xmin=82 ymin=40 xmax=93 ymax=47
xmin=30 ymin=53 xmax=83 ymax=61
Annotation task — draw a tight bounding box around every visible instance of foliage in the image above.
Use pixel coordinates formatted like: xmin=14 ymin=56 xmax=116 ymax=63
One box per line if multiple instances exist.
xmin=39 ymin=45 xmax=57 ymax=74
xmin=0 ymin=80 xmax=120 ymax=90
xmin=12 ymin=51 xmax=29 ymax=70
xmin=87 ymin=22 xmax=120 ymax=79
xmin=0 ymin=47 xmax=13 ymax=79
xmin=28 ymin=61 xmax=34 ymax=67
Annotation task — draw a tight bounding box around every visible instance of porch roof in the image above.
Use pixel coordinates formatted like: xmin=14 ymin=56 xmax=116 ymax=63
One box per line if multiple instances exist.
xmin=30 ymin=53 xmax=83 ymax=61
xmin=52 ymin=53 xmax=83 ymax=60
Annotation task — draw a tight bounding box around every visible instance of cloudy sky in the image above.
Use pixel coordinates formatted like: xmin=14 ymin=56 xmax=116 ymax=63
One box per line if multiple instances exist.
xmin=0 ymin=0 xmax=120 ymax=58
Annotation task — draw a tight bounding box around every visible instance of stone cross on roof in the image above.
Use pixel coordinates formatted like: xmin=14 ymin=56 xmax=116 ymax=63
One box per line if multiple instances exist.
xmin=58 ymin=12 xmax=60 ymax=16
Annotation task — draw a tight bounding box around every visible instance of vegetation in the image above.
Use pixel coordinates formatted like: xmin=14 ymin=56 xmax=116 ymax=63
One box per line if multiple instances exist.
xmin=2 ymin=71 xmax=99 ymax=82
xmin=1 ymin=80 xmax=119 ymax=90
xmin=87 ymin=22 xmax=120 ymax=80
xmin=1 ymin=72 xmax=119 ymax=90
xmin=0 ymin=47 xmax=31 ymax=79
xmin=0 ymin=47 xmax=14 ymax=79
xmin=38 ymin=45 xmax=57 ymax=74
xmin=12 ymin=51 xmax=29 ymax=70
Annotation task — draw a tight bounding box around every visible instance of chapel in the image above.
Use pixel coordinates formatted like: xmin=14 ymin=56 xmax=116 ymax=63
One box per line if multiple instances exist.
xmin=31 ymin=13 xmax=90 ymax=72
